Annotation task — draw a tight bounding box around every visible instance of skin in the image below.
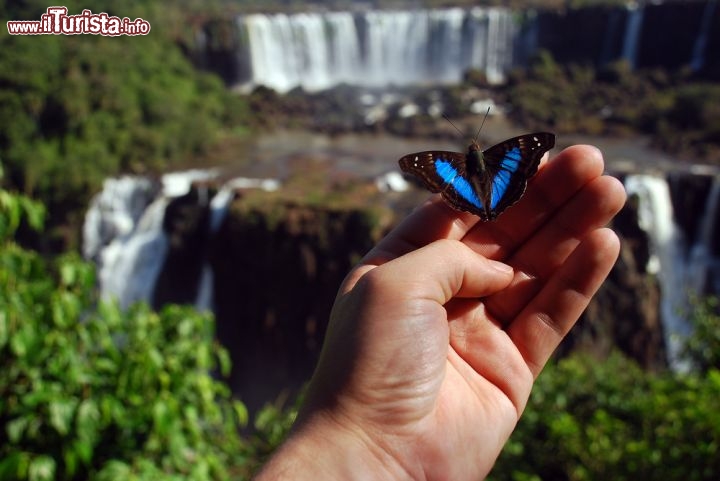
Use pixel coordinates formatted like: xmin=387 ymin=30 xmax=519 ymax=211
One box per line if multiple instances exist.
xmin=255 ymin=145 xmax=626 ymax=481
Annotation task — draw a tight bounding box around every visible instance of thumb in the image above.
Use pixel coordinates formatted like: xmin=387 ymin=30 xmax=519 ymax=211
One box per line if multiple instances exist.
xmin=303 ymin=239 xmax=513 ymax=419
xmin=363 ymin=239 xmax=515 ymax=307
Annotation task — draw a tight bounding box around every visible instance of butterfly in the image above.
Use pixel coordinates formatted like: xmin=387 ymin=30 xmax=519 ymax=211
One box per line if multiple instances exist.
xmin=398 ymin=132 xmax=555 ymax=221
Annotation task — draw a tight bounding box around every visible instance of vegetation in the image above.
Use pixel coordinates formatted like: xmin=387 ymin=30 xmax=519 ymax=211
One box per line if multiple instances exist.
xmin=683 ymin=295 xmax=720 ymax=373
xmin=244 ymin=52 xmax=720 ymax=164
xmin=0 ymin=174 xmax=245 ymax=480
xmin=490 ymin=296 xmax=720 ymax=480
xmin=4 ymin=171 xmax=719 ymax=480
xmin=0 ymin=169 xmax=302 ymax=480
xmin=0 ymin=1 xmax=252 ymax=251
xmin=490 ymin=352 xmax=720 ymax=480
xmin=3 ymin=1 xmax=720 ymax=479
xmin=499 ymin=51 xmax=720 ymax=163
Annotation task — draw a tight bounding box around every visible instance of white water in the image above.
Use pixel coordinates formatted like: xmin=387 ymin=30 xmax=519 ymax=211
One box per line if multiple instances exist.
xmin=624 ymin=175 xmax=691 ymax=369
xmin=621 ymin=4 xmax=644 ymax=68
xmin=691 ymin=0 xmax=717 ymax=71
xmin=236 ymin=7 xmax=516 ymax=92
xmin=85 ymin=170 xmax=218 ymax=309
xmin=688 ymin=176 xmax=720 ymax=296
xmin=623 ymin=173 xmax=720 ymax=370
xmin=97 ymin=196 xmax=170 ymax=309
xmin=82 ymin=176 xmax=156 ymax=262
xmin=84 ymin=171 xmax=282 ymax=311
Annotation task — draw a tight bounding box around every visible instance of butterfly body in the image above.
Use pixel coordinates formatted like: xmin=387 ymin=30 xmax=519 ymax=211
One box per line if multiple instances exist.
xmin=399 ymin=132 xmax=555 ymax=221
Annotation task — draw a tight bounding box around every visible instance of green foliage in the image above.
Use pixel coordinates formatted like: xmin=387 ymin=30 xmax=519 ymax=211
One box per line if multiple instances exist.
xmin=490 ymin=352 xmax=720 ymax=481
xmin=0 ymin=2 xmax=252 ymax=250
xmin=246 ymin=396 xmax=300 ymax=471
xmin=504 ymin=52 xmax=720 ymax=162
xmin=0 ymin=183 xmax=252 ymax=480
xmin=684 ymin=296 xmax=720 ymax=373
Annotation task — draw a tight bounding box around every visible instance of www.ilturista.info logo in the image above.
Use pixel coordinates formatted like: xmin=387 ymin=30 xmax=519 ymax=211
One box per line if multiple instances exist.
xmin=7 ymin=7 xmax=150 ymax=36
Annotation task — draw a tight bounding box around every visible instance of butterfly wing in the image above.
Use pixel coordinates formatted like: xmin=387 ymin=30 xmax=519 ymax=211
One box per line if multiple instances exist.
xmin=482 ymin=132 xmax=555 ymax=218
xmin=398 ymin=151 xmax=487 ymax=218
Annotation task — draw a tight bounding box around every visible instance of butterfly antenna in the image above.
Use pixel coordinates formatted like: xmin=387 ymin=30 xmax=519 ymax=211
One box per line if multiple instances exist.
xmin=474 ymin=106 xmax=491 ymax=142
xmin=442 ymin=114 xmax=465 ymax=138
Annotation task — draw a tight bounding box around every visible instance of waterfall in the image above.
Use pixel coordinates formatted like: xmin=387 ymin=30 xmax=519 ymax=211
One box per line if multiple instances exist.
xmin=621 ymin=3 xmax=644 ymax=68
xmin=84 ymin=171 xmax=281 ymax=311
xmin=235 ymin=7 xmax=516 ymax=92
xmin=690 ymin=0 xmax=717 ymax=71
xmin=97 ymin=196 xmax=170 ymax=310
xmin=82 ymin=176 xmax=157 ymax=262
xmin=84 ymin=170 xmax=217 ymax=309
xmin=624 ymin=175 xmax=691 ymax=369
xmin=688 ymin=176 xmax=720 ymax=296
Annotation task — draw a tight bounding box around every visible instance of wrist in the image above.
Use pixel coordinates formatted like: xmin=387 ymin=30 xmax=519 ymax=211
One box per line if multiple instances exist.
xmin=254 ymin=409 xmax=416 ymax=481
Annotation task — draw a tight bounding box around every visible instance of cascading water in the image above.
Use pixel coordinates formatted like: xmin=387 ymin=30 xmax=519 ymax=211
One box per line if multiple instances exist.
xmin=84 ymin=170 xmax=217 ymax=309
xmin=82 ymin=176 xmax=157 ymax=262
xmin=621 ymin=3 xmax=644 ymax=68
xmin=691 ymin=0 xmax=718 ymax=71
xmin=688 ymin=176 xmax=720 ymax=296
xmin=625 ymin=172 xmax=720 ymax=370
xmin=235 ymin=7 xmax=516 ymax=92
xmin=84 ymin=170 xmax=282 ymax=312
xmin=624 ymin=175 xmax=690 ymax=369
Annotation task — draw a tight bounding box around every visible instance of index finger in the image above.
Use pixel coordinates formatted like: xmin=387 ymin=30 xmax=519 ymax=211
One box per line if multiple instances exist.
xmin=361 ymin=144 xmax=604 ymax=268
xmin=462 ymin=145 xmax=607 ymax=261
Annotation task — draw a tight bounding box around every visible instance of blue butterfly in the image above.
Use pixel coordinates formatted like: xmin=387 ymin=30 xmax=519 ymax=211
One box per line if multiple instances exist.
xmin=398 ymin=132 xmax=555 ymax=221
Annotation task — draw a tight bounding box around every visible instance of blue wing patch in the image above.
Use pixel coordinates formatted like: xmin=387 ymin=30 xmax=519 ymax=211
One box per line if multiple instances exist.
xmin=490 ymin=147 xmax=522 ymax=209
xmin=435 ymin=159 xmax=484 ymax=209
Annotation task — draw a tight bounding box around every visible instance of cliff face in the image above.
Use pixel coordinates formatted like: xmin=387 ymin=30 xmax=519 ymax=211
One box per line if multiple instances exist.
xmin=198 ymin=195 xmax=674 ymax=409
xmin=566 ymin=199 xmax=664 ymax=369
xmin=533 ymin=1 xmax=720 ymax=72
xmin=207 ymin=202 xmax=389 ymax=410
xmin=106 ymin=166 xmax=718 ymax=409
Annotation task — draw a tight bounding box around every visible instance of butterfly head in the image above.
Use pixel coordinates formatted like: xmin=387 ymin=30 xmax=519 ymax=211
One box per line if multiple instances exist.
xmin=467 ymin=139 xmax=481 ymax=153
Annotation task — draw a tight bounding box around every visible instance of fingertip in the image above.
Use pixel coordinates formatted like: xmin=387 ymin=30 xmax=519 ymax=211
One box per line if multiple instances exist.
xmin=603 ymin=174 xmax=628 ymax=205
xmin=487 ymin=258 xmax=514 ymax=275
xmin=548 ymin=144 xmax=605 ymax=180
xmin=590 ymin=227 xmax=622 ymax=261
xmin=556 ymin=144 xmax=604 ymax=164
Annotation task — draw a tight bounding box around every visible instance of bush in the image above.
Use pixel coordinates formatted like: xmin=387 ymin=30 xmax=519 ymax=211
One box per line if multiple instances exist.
xmin=0 ymin=179 xmax=250 ymax=480
xmin=490 ymin=352 xmax=720 ymax=481
xmin=503 ymin=53 xmax=720 ymax=163
xmin=684 ymin=295 xmax=720 ymax=373
xmin=0 ymin=3 xmax=254 ymax=251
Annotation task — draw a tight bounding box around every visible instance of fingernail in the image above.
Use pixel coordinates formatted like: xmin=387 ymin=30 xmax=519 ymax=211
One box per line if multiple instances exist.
xmin=489 ymin=260 xmax=514 ymax=273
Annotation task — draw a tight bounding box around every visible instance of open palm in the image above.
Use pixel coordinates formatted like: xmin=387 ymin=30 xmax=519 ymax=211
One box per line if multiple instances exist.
xmin=258 ymin=145 xmax=626 ymax=481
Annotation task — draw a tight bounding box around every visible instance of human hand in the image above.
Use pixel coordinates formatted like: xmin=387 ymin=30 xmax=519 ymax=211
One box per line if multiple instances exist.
xmin=255 ymin=145 xmax=626 ymax=480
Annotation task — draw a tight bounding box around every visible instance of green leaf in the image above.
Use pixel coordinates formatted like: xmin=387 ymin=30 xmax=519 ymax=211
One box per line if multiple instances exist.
xmin=28 ymin=455 xmax=55 ymax=481
xmin=0 ymin=452 xmax=30 ymax=480
xmin=49 ymin=399 xmax=77 ymax=436
xmin=0 ymin=310 xmax=8 ymax=349
xmin=76 ymin=399 xmax=100 ymax=444
xmin=10 ymin=324 xmax=35 ymax=357
xmin=233 ymin=401 xmax=249 ymax=428
xmin=7 ymin=416 xmax=30 ymax=443
xmin=71 ymin=438 xmax=94 ymax=466
xmin=217 ymin=345 xmax=231 ymax=377
xmin=20 ymin=196 xmax=45 ymax=231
